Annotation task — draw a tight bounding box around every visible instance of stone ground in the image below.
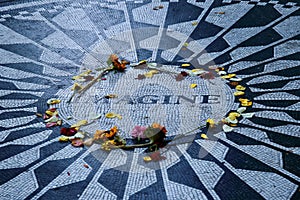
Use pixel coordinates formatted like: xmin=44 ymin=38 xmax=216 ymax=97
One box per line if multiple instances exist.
xmin=0 ymin=0 xmax=299 ymax=199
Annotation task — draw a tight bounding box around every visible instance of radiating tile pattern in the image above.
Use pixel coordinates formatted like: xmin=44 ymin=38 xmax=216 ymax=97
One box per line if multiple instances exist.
xmin=0 ymin=0 xmax=299 ymax=199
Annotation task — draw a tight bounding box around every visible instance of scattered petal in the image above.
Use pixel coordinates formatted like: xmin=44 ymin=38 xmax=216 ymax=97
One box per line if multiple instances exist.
xmin=192 ymin=21 xmax=198 ymax=26
xmin=183 ymin=42 xmax=189 ymax=47
xmin=105 ymin=94 xmax=118 ymax=99
xmin=229 ymin=82 xmax=239 ymax=86
xmin=44 ymin=115 xmax=60 ymax=123
xmin=181 ymin=63 xmax=190 ymax=67
xmin=67 ymin=116 xmax=73 ymax=120
xmin=216 ymin=11 xmax=225 ymax=14
xmin=136 ymin=74 xmax=146 ymax=80
xmin=221 ymin=74 xmax=236 ymax=79
xmin=175 ymin=74 xmax=184 ymax=81
xmin=230 ymin=77 xmax=242 ymax=82
xmin=201 ymin=133 xmax=208 ymax=139
xmin=237 ymin=107 xmax=247 ymax=113
xmin=234 ymin=91 xmax=245 ymax=96
xmin=67 ymin=172 xmax=70 ymax=176
xmin=105 ymin=112 xmax=116 ymax=118
xmin=59 ymin=136 xmax=70 ymax=142
xmin=144 ymin=71 xmax=154 ymax=78
xmin=71 ymin=138 xmax=84 ymax=147
xmin=36 ymin=113 xmax=43 ymax=117
xmin=241 ymin=113 xmax=255 ymax=118
xmin=83 ymin=138 xmax=94 ymax=146
xmin=71 ymin=83 xmax=83 ymax=91
xmin=223 ymin=124 xmax=234 ymax=132
xmin=71 ymin=120 xmax=88 ymax=128
xmin=47 ymin=98 xmax=61 ymax=105
xmin=224 ymin=117 xmax=238 ymax=124
xmin=190 ymin=83 xmax=197 ymax=88
xmin=46 ymin=122 xmax=58 ymax=128
xmin=60 ymin=127 xmax=77 ymax=136
xmin=236 ymin=85 xmax=246 ymax=91
xmin=143 ymin=156 xmax=152 ymax=162
xmin=218 ymin=71 xmax=227 ymax=75
xmin=83 ymin=164 xmax=89 ymax=168
xmin=147 ymin=63 xmax=157 ymax=67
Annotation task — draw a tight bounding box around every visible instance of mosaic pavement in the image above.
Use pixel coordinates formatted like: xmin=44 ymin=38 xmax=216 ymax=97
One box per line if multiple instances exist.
xmin=0 ymin=0 xmax=299 ymax=199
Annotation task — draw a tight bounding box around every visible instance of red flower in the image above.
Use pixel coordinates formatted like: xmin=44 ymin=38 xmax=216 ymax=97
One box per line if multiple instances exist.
xmin=60 ymin=127 xmax=77 ymax=136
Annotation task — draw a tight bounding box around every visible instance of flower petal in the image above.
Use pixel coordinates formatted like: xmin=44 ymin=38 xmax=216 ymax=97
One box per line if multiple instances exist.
xmin=237 ymin=107 xmax=247 ymax=113
xmin=201 ymin=134 xmax=208 ymax=139
xmin=223 ymin=124 xmax=234 ymax=132
xmin=190 ymin=83 xmax=197 ymax=88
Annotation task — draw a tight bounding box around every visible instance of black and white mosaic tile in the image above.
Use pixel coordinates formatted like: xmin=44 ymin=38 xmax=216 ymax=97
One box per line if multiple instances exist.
xmin=0 ymin=0 xmax=299 ymax=199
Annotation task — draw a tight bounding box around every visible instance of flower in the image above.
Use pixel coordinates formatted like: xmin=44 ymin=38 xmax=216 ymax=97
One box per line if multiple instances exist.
xmin=131 ymin=125 xmax=147 ymax=139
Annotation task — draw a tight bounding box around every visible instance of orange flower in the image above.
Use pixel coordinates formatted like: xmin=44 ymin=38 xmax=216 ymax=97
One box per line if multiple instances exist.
xmin=106 ymin=126 xmax=118 ymax=138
